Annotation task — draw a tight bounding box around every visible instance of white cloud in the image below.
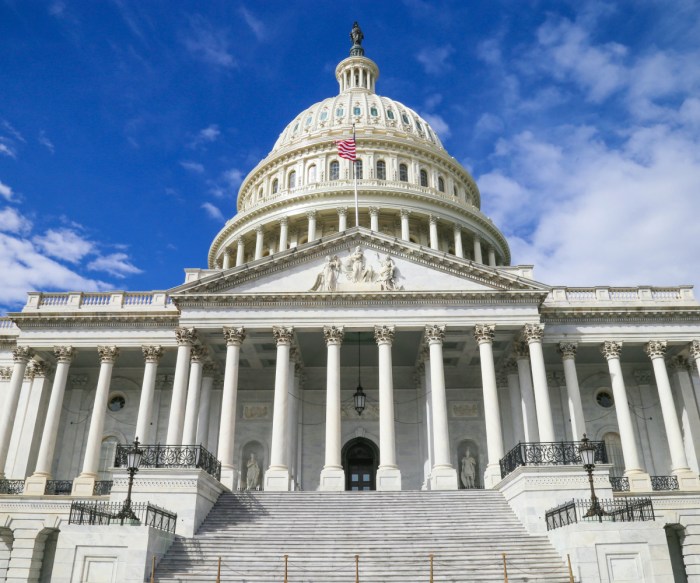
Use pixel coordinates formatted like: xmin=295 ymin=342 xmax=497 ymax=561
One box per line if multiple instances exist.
xmin=87 ymin=253 xmax=142 ymax=278
xmin=33 ymin=228 xmax=95 ymax=263
xmin=38 ymin=131 xmax=55 ymax=154
xmin=0 ymin=180 xmax=14 ymax=201
xmin=222 ymin=168 xmax=243 ymax=188
xmin=421 ymin=113 xmax=451 ymax=140
xmin=0 ymin=142 xmax=16 ymax=158
xmin=190 ymin=125 xmax=220 ymax=148
xmin=416 ymin=45 xmax=454 ymax=75
xmin=0 ymin=207 xmax=32 ymax=235
xmin=239 ymin=6 xmax=266 ymax=41
xmin=184 ymin=16 xmax=236 ymax=68
xmin=202 ymin=202 xmax=224 ymax=221
xmin=180 ymin=160 xmax=205 ymax=173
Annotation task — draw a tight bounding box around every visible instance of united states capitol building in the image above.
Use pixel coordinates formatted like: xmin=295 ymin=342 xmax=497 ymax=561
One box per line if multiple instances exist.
xmin=2 ymin=23 xmax=700 ymax=583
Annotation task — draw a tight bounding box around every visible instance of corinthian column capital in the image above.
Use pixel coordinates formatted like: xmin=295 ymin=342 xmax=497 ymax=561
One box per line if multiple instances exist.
xmin=53 ymin=345 xmax=76 ymax=363
xmin=28 ymin=361 xmax=51 ymax=378
xmin=474 ymin=324 xmax=495 ymax=345
xmin=223 ymin=326 xmax=246 ymax=346
xmin=323 ymin=325 xmax=345 ymax=346
xmin=513 ymin=340 xmax=529 ymax=360
xmin=601 ymin=340 xmax=623 ymax=360
xmin=424 ymin=324 xmax=446 ymax=345
xmin=644 ymin=340 xmax=667 ymax=359
xmin=12 ymin=346 xmax=34 ymax=363
xmin=175 ymin=327 xmax=198 ymax=346
xmin=273 ymin=325 xmax=294 ymax=346
xmin=374 ymin=325 xmax=395 ymax=345
xmin=667 ymin=355 xmax=691 ymax=372
xmin=557 ymin=342 xmax=577 ymax=360
xmin=142 ymin=345 xmax=164 ymax=363
xmin=97 ymin=346 xmax=119 ymax=363
xmin=522 ymin=323 xmax=544 ymax=344
xmin=690 ymin=340 xmax=700 ymax=359
xmin=190 ymin=345 xmax=208 ymax=363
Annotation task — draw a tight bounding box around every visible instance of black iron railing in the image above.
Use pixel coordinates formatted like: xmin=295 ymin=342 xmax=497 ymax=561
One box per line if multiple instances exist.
xmin=500 ymin=441 xmax=608 ymax=478
xmin=93 ymin=480 xmax=113 ymax=496
xmin=546 ymin=497 xmax=654 ymax=531
xmin=651 ymin=475 xmax=679 ymax=491
xmin=45 ymin=480 xmax=73 ymax=495
xmin=609 ymin=477 xmax=630 ymax=492
xmin=0 ymin=479 xmax=24 ymax=495
xmin=68 ymin=500 xmax=177 ymax=534
xmin=114 ymin=444 xmax=221 ymax=481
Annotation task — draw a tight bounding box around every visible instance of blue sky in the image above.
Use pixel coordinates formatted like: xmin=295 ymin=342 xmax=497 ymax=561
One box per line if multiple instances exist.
xmin=1 ymin=0 xmax=700 ymax=314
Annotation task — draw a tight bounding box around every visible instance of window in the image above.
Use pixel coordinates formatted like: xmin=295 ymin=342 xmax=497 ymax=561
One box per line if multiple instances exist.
xmin=308 ymin=165 xmax=316 ymax=183
xmin=336 ymin=107 xmax=344 ymax=117
xmin=401 ymin=113 xmax=410 ymax=125
xmin=420 ymin=169 xmax=428 ymax=187
xmin=438 ymin=177 xmax=445 ymax=192
xmin=376 ymin=160 xmax=386 ymax=180
xmin=288 ymin=170 xmax=296 ymax=189
xmin=272 ymin=179 xmax=279 ymax=194
xmin=292 ymin=122 xmax=299 ymax=134
xmin=399 ymin=163 xmax=408 ymax=182
xmin=453 ymin=185 xmax=458 ymax=197
xmin=596 ymin=389 xmax=614 ymax=408
xmin=108 ymin=395 xmax=125 ymax=412
xmin=353 ymin=106 xmax=361 ymax=116
xmin=319 ymin=110 xmax=328 ymax=121
xmin=305 ymin=115 xmax=313 ymax=126
xmin=355 ymin=159 xmax=363 ymax=179
xmin=416 ymin=120 xmax=423 ymax=132
xmin=330 ymin=160 xmax=340 ymax=180
xmin=386 ymin=109 xmax=395 ymax=120
xmin=604 ymin=432 xmax=624 ymax=477
xmin=98 ymin=437 xmax=119 ymax=481
xmin=370 ymin=106 xmax=378 ymax=117
xmin=258 ymin=187 xmax=263 ymax=198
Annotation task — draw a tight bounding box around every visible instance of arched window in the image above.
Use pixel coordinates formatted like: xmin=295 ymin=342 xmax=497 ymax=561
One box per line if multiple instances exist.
xmin=288 ymin=170 xmax=296 ymax=189
xmin=307 ymin=165 xmax=317 ymax=183
xmin=420 ymin=169 xmax=428 ymax=187
xmin=354 ymin=159 xmax=363 ymax=179
xmin=98 ymin=436 xmax=119 ymax=481
xmin=272 ymin=179 xmax=279 ymax=194
xmin=399 ymin=163 xmax=408 ymax=182
xmin=453 ymin=185 xmax=458 ymax=197
xmin=330 ymin=160 xmax=340 ymax=180
xmin=258 ymin=187 xmax=263 ymax=199
xmin=438 ymin=177 xmax=445 ymax=192
xmin=376 ymin=160 xmax=386 ymax=180
xmin=603 ymin=432 xmax=624 ymax=478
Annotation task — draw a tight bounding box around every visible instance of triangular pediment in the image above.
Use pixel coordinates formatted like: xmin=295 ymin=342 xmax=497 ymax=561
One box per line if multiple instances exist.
xmin=170 ymin=229 xmax=549 ymax=301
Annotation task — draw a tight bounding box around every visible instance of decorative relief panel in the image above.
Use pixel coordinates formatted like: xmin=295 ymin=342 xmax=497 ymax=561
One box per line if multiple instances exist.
xmin=309 ymin=247 xmax=403 ymax=292
xmin=342 ymin=401 xmax=379 ymax=419
xmin=449 ymin=401 xmax=480 ymax=419
xmin=242 ymin=403 xmax=271 ymax=420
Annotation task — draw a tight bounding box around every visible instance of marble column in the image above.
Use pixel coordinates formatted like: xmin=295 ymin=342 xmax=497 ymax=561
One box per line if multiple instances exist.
xmin=669 ymin=356 xmax=700 ymax=475
xmin=421 ymin=352 xmax=435 ymax=486
xmin=475 ymin=324 xmax=503 ymax=487
xmin=307 ymin=211 xmax=317 ymax=242
xmin=558 ymin=342 xmax=586 ymax=440
xmin=134 ymin=346 xmax=163 ymax=445
xmin=375 ymin=325 xmax=401 ymax=490
xmin=453 ymin=225 xmax=464 ymax=258
xmin=279 ymin=217 xmax=289 ymax=251
xmin=320 ymin=325 xmax=345 ymax=490
xmin=0 ymin=347 xmax=34 ymax=479
xmin=222 ymin=250 xmax=231 ymax=270
xmin=504 ymin=359 xmax=525 ymax=444
xmin=488 ymin=247 xmax=496 ymax=267
xmin=182 ymin=346 xmax=207 ymax=445
xmin=514 ymin=341 xmax=539 ymax=442
xmin=645 ymin=341 xmax=700 ymax=489
xmin=254 ymin=226 xmax=264 ymax=260
xmin=473 ymin=235 xmax=483 ymax=263
xmin=429 ymin=215 xmax=439 ymax=250
xmin=236 ymin=237 xmax=245 ymax=266
xmin=265 ymin=326 xmax=294 ymax=491
xmin=218 ymin=326 xmax=246 ymax=489
xmin=24 ymin=347 xmax=75 ymax=494
xmin=369 ymin=207 xmax=379 ymax=232
xmin=196 ymin=366 xmax=215 ymax=448
xmin=400 ymin=209 xmax=411 ymax=241
xmin=337 ymin=207 xmax=348 ymax=232
xmin=73 ymin=346 xmax=119 ymax=496
xmin=522 ymin=324 xmax=555 ymax=442
xmin=425 ymin=325 xmax=458 ymax=490
xmin=166 ymin=327 xmax=197 ymax=445
xmin=691 ymin=340 xmax=700 ymax=378
xmin=287 ymin=357 xmax=301 ymax=489
xmin=601 ymin=341 xmax=652 ymax=491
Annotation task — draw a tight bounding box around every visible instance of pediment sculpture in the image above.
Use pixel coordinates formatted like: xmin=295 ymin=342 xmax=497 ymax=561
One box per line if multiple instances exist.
xmin=309 ymin=246 xmax=403 ymax=292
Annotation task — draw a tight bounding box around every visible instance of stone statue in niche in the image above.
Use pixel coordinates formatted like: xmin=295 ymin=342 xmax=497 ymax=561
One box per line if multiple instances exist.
xmin=246 ymin=453 xmax=260 ymax=490
xmin=310 ymin=255 xmax=341 ymax=292
xmin=460 ymin=448 xmax=476 ymax=489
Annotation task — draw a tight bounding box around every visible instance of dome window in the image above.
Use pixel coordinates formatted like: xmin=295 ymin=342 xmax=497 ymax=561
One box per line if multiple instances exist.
xmin=386 ymin=109 xmax=395 ymax=120
xmin=354 ymin=159 xmax=363 ymax=179
xmin=353 ymin=106 xmax=361 ymax=116
xmin=272 ymin=179 xmax=279 ymax=194
xmin=399 ymin=163 xmax=408 ymax=182
xmin=288 ymin=170 xmax=297 ymax=189
xmin=438 ymin=177 xmax=445 ymax=192
xmin=336 ymin=107 xmax=345 ymax=117
xmin=308 ymin=165 xmax=317 ymax=183
xmin=330 ymin=160 xmax=340 ymax=180
xmin=292 ymin=122 xmax=300 ymax=134
xmin=420 ymin=169 xmax=428 ymax=187
xmin=401 ymin=113 xmax=410 ymax=125
xmin=453 ymin=185 xmax=458 ymax=197
xmin=376 ymin=160 xmax=386 ymax=180
xmin=305 ymin=115 xmax=313 ymax=126
xmin=370 ymin=106 xmax=378 ymax=117
xmin=319 ymin=110 xmax=328 ymax=121
xmin=416 ymin=120 xmax=423 ymax=131
xmin=258 ymin=187 xmax=263 ymax=199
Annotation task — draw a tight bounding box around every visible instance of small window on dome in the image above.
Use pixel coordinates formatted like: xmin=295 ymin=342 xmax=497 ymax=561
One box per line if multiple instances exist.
xmin=336 ymin=107 xmax=344 ymax=117
xmin=353 ymin=106 xmax=361 ymax=116
xmin=376 ymin=160 xmax=386 ymax=180
xmin=305 ymin=115 xmax=313 ymax=126
xmin=401 ymin=113 xmax=410 ymax=125
xmin=320 ymin=110 xmax=328 ymax=121
xmin=453 ymin=185 xmax=458 ymax=197
xmin=399 ymin=163 xmax=408 ymax=182
xmin=416 ymin=120 xmax=423 ymax=131
xmin=420 ymin=169 xmax=428 ymax=187
xmin=292 ymin=122 xmax=300 ymax=134
xmin=426 ymin=127 xmax=434 ymax=142
xmin=272 ymin=179 xmax=279 ymax=194
xmin=288 ymin=170 xmax=296 ymax=189
xmin=386 ymin=109 xmax=395 ymax=120
xmin=330 ymin=160 xmax=340 ymax=180
xmin=354 ymin=159 xmax=363 ymax=179
xmin=370 ymin=106 xmax=378 ymax=117
xmin=308 ymin=165 xmax=317 ymax=183
xmin=438 ymin=177 xmax=445 ymax=192
xmin=258 ymin=187 xmax=263 ymax=198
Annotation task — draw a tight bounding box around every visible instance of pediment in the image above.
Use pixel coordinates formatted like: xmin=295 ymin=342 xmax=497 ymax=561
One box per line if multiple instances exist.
xmin=170 ymin=229 xmax=549 ymax=298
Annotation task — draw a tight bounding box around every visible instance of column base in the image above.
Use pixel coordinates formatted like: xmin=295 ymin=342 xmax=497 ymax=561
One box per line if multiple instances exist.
xmin=320 ymin=467 xmax=346 ymax=491
xmin=376 ymin=466 xmax=402 ymax=491
xmin=264 ymin=467 xmax=291 ymax=491
xmin=23 ymin=474 xmax=49 ymax=495
xmin=429 ymin=466 xmax=458 ymax=491
xmin=219 ymin=465 xmax=239 ymax=491
xmin=674 ymin=469 xmax=700 ymax=491
xmin=483 ymin=464 xmax=503 ymax=489
xmin=625 ymin=471 xmax=652 ymax=493
xmin=71 ymin=474 xmax=97 ymax=496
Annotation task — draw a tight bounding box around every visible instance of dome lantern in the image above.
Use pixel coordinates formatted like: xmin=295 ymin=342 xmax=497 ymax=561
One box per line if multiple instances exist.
xmin=335 ymin=22 xmax=379 ymax=94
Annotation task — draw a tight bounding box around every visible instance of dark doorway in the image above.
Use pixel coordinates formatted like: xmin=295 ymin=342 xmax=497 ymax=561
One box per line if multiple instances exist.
xmin=342 ymin=437 xmax=379 ymax=491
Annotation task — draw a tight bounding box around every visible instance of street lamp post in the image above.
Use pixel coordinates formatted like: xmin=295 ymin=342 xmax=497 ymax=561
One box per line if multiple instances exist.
xmin=579 ymin=433 xmax=606 ymax=522
xmin=115 ymin=437 xmax=143 ymax=524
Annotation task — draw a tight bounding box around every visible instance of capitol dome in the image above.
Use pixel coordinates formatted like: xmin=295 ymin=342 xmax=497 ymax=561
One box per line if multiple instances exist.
xmin=209 ymin=24 xmax=510 ymax=270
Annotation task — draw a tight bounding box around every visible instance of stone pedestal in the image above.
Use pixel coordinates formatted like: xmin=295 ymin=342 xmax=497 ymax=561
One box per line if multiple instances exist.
xmin=376 ymin=467 xmax=401 ymax=491
xmin=71 ymin=475 xmax=96 ymax=497
xmin=264 ymin=468 xmax=291 ymax=492
xmin=429 ymin=466 xmax=458 ymax=491
xmin=219 ymin=465 xmax=239 ymax=491
xmin=483 ymin=464 xmax=503 ymax=489
xmin=626 ymin=471 xmax=653 ymax=493
xmin=674 ymin=469 xmax=700 ymax=491
xmin=319 ymin=467 xmax=345 ymax=491
xmin=22 ymin=474 xmax=48 ymax=496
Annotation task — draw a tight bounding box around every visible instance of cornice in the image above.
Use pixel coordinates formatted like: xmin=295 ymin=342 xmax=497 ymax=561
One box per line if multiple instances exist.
xmin=542 ymin=307 xmax=700 ymax=324
xmin=9 ymin=313 xmax=180 ymax=329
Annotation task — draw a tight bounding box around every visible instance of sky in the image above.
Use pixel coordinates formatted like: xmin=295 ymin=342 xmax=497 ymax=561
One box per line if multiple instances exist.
xmin=1 ymin=0 xmax=700 ymax=314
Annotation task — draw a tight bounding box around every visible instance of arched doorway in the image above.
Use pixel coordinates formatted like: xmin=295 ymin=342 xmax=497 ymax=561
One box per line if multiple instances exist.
xmin=342 ymin=438 xmax=379 ymax=491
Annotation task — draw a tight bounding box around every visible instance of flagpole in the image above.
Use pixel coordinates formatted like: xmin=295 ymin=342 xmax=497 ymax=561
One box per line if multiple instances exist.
xmin=353 ymin=124 xmax=359 ymax=227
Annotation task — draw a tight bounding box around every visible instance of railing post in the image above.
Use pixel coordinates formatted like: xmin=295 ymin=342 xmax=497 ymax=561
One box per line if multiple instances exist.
xmin=284 ymin=554 xmax=288 ymax=583
xmin=355 ymin=554 xmax=359 ymax=583
xmin=429 ymin=554 xmax=434 ymax=583
xmin=567 ymin=554 xmax=574 ymax=583
xmin=150 ymin=555 xmax=155 ymax=583
xmin=216 ymin=557 xmax=221 ymax=583
xmin=502 ymin=552 xmax=508 ymax=582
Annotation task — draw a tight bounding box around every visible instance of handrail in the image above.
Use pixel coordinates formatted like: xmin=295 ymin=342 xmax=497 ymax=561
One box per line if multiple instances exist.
xmin=500 ymin=441 xmax=608 ymax=479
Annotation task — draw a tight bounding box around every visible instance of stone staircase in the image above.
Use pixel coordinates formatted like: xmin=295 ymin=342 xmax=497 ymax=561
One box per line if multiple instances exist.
xmin=154 ymin=490 xmax=572 ymax=582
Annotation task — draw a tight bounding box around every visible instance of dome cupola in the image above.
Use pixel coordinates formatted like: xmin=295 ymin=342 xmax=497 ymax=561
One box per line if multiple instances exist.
xmin=335 ymin=22 xmax=379 ymax=94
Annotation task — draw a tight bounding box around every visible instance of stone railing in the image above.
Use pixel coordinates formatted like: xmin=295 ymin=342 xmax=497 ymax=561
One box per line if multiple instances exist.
xmin=0 ymin=317 xmax=19 ymax=333
xmin=23 ymin=291 xmax=177 ymax=312
xmin=546 ymin=286 xmax=695 ymax=305
xmin=500 ymin=441 xmax=608 ymax=479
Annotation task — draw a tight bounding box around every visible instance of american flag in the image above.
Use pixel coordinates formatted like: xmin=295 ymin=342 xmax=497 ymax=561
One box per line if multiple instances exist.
xmin=336 ymin=138 xmax=356 ymax=161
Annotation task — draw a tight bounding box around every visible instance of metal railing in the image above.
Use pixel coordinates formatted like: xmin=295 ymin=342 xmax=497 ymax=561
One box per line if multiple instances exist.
xmin=68 ymin=500 xmax=177 ymax=534
xmin=500 ymin=441 xmax=608 ymax=478
xmin=546 ymin=497 xmax=655 ymax=531
xmin=114 ymin=444 xmax=222 ymax=481
xmin=609 ymin=476 xmax=630 ymax=492
xmin=45 ymin=480 xmax=73 ymax=495
xmin=93 ymin=480 xmax=113 ymax=496
xmin=0 ymin=479 xmax=25 ymax=494
xmin=651 ymin=475 xmax=679 ymax=491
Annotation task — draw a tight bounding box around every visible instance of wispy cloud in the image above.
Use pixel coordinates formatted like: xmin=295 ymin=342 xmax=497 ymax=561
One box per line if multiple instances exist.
xmin=0 ymin=141 xmax=17 ymax=159
xmin=421 ymin=113 xmax=451 ymax=140
xmin=416 ymin=45 xmax=454 ymax=75
xmin=33 ymin=228 xmax=95 ymax=263
xmin=0 ymin=180 xmax=14 ymax=201
xmin=202 ymin=202 xmax=224 ymax=221
xmin=0 ymin=207 xmax=32 ymax=235
xmin=183 ymin=15 xmax=236 ymax=68
xmin=180 ymin=160 xmax=205 ymax=173
xmin=190 ymin=124 xmax=220 ymax=148
xmin=87 ymin=252 xmax=142 ymax=278
xmin=239 ymin=6 xmax=266 ymax=41
xmin=38 ymin=131 xmax=55 ymax=154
